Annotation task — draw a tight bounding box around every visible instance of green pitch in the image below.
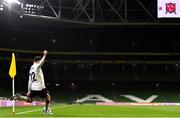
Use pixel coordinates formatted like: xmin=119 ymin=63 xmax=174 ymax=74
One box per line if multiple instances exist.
xmin=1 ymin=104 xmax=180 ymax=118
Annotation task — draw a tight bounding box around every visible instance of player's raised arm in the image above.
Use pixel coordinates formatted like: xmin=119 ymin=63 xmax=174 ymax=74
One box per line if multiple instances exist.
xmin=37 ymin=50 xmax=48 ymax=68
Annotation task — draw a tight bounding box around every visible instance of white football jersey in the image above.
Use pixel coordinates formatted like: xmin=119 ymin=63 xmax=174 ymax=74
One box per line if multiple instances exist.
xmin=28 ymin=56 xmax=46 ymax=91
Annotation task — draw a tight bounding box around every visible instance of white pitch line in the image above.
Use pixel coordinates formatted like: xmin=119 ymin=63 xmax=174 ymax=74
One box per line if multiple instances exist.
xmin=16 ymin=109 xmax=41 ymax=115
xmin=16 ymin=104 xmax=75 ymax=115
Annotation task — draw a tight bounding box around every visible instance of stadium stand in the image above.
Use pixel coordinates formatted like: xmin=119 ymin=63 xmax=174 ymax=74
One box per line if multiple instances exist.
xmin=1 ymin=18 xmax=180 ymax=105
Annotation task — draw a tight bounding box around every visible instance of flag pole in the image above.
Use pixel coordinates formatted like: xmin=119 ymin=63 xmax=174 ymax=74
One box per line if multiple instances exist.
xmin=9 ymin=53 xmax=16 ymax=115
xmin=12 ymin=77 xmax=15 ymax=114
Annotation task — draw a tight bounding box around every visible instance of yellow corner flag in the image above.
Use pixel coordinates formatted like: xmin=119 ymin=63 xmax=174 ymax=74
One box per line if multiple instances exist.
xmin=9 ymin=53 xmax=16 ymax=79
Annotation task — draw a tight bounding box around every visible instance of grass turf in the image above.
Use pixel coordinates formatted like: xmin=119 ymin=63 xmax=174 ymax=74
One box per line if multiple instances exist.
xmin=1 ymin=104 xmax=180 ymax=117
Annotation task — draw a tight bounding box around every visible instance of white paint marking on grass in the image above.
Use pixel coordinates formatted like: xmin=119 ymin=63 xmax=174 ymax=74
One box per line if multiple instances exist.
xmin=16 ymin=109 xmax=41 ymax=115
xmin=16 ymin=104 xmax=75 ymax=115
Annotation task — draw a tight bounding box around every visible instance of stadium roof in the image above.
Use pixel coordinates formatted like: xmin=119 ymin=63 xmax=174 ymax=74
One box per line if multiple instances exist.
xmin=0 ymin=0 xmax=180 ymax=27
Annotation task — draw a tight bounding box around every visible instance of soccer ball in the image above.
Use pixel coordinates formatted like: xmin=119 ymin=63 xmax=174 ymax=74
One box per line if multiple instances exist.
xmin=42 ymin=107 xmax=52 ymax=114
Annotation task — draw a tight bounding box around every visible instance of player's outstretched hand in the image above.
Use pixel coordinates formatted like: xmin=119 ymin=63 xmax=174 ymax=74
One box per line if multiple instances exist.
xmin=43 ymin=50 xmax=48 ymax=56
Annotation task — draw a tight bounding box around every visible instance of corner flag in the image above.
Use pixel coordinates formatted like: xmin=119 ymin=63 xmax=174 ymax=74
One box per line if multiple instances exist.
xmin=9 ymin=53 xmax=16 ymax=114
xmin=9 ymin=53 xmax=16 ymax=79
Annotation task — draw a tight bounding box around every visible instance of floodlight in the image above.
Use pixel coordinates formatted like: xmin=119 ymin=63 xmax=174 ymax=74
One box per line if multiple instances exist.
xmin=22 ymin=3 xmax=44 ymax=15
xmin=0 ymin=4 xmax=3 ymax=11
xmin=4 ymin=0 xmax=20 ymax=5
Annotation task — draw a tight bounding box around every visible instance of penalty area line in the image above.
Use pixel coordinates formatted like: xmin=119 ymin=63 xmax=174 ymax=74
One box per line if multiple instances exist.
xmin=16 ymin=104 xmax=75 ymax=115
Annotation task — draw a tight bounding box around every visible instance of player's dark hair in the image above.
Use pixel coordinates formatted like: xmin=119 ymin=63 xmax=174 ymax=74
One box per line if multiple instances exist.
xmin=33 ymin=56 xmax=41 ymax=62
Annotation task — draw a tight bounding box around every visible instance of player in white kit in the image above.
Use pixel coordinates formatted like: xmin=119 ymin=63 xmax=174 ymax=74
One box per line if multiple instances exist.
xmin=11 ymin=50 xmax=52 ymax=114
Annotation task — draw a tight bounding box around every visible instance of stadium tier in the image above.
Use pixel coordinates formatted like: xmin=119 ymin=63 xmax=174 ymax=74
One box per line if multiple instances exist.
xmin=0 ymin=62 xmax=180 ymax=81
xmin=0 ymin=27 xmax=180 ymax=52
